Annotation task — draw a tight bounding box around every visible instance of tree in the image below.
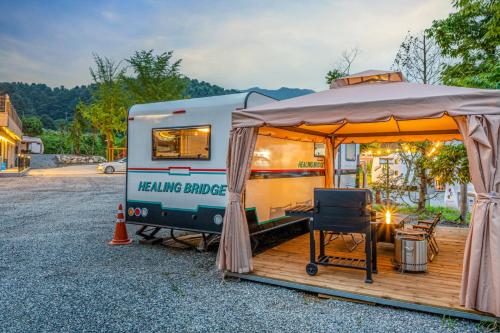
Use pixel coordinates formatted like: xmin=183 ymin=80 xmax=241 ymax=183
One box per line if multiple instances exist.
xmin=0 ymin=82 xmax=93 ymax=124
xmin=184 ymin=78 xmax=239 ymax=98
xmin=393 ymin=31 xmax=444 ymax=84
xmin=396 ymin=142 xmax=440 ymax=211
xmin=428 ymin=143 xmax=470 ymax=222
xmin=40 ymin=114 xmax=55 ymax=130
xmin=68 ymin=102 xmax=87 ymax=155
xmin=21 ymin=116 xmax=43 ymax=136
xmin=82 ymin=54 xmax=130 ymax=160
xmin=429 ymin=0 xmax=500 ymax=88
xmin=325 ymin=47 xmax=359 ymax=85
xmin=391 ymin=32 xmax=448 ymax=210
xmin=371 ymin=158 xmax=404 ymax=205
xmin=123 ymin=50 xmax=187 ymax=103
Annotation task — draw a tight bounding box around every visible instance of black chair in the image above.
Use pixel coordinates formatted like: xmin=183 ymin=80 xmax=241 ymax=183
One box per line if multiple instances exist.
xmin=306 ymin=188 xmax=377 ymax=283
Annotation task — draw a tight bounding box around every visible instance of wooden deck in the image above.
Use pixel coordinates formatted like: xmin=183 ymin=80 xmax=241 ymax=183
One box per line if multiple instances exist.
xmin=228 ymin=226 xmax=496 ymax=321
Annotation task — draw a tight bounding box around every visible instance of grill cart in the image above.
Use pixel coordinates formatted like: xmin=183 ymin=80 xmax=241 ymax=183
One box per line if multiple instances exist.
xmin=306 ymin=189 xmax=377 ymax=283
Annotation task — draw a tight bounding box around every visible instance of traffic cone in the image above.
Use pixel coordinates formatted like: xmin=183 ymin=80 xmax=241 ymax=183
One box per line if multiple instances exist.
xmin=109 ymin=203 xmax=133 ymax=245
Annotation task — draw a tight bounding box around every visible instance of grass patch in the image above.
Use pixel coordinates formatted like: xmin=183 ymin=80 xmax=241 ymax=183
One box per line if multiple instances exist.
xmin=478 ymin=320 xmax=500 ymax=332
xmin=373 ymin=204 xmax=470 ymax=224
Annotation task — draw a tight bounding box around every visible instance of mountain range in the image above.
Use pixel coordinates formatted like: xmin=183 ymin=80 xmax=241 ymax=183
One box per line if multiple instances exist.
xmin=242 ymin=87 xmax=315 ymax=100
xmin=0 ymin=79 xmax=314 ymax=129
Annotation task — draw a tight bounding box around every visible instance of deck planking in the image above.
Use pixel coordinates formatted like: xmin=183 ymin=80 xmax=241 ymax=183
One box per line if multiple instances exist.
xmin=230 ymin=226 xmax=497 ymax=320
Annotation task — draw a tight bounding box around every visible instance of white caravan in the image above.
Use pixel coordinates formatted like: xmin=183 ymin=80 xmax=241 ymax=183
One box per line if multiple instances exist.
xmin=126 ymin=92 xmax=353 ymax=236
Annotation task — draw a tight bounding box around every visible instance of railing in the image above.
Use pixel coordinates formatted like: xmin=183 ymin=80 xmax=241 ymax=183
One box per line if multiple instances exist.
xmin=0 ymin=94 xmax=22 ymax=132
xmin=9 ymin=108 xmax=22 ymax=130
xmin=107 ymin=147 xmax=127 ymax=161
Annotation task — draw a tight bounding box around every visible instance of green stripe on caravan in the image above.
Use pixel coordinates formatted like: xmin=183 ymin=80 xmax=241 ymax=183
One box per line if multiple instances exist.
xmin=137 ymin=181 xmax=227 ymax=196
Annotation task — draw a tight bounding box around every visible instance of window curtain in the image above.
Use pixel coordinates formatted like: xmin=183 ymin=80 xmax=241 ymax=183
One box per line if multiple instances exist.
xmin=217 ymin=127 xmax=259 ymax=273
xmin=456 ymin=115 xmax=500 ymax=316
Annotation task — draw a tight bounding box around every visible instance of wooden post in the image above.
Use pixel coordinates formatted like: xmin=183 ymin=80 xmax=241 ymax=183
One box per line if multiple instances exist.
xmin=332 ymin=137 xmax=336 ymax=188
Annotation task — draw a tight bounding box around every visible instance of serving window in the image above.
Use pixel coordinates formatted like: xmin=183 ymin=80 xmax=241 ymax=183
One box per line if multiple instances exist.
xmin=152 ymin=125 xmax=211 ymax=160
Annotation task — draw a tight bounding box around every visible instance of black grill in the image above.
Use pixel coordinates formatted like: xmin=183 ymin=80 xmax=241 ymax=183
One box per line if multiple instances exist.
xmin=306 ymin=188 xmax=378 ymax=283
xmin=313 ymin=189 xmax=372 ymax=232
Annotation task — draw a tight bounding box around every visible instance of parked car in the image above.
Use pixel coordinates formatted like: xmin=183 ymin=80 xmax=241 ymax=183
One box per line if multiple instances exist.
xmin=97 ymin=158 xmax=127 ymax=174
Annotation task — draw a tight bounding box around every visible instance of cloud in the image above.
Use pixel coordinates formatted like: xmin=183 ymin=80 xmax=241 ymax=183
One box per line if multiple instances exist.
xmin=0 ymin=0 xmax=453 ymax=90
xmin=101 ymin=10 xmax=120 ymax=23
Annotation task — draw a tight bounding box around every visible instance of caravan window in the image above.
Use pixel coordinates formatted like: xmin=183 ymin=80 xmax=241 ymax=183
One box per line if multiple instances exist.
xmin=152 ymin=126 xmax=211 ymax=160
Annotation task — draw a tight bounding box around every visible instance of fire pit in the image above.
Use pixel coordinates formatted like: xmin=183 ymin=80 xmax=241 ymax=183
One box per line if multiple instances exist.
xmin=375 ymin=210 xmax=407 ymax=243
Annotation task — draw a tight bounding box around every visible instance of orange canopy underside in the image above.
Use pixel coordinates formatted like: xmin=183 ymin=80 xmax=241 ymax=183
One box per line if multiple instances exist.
xmin=260 ymin=114 xmax=462 ymax=143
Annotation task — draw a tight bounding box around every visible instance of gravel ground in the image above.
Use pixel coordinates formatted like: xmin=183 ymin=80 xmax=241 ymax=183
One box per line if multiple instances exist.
xmin=0 ymin=166 xmax=488 ymax=332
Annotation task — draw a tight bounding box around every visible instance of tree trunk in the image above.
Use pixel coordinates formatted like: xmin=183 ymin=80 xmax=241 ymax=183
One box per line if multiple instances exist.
xmin=74 ymin=134 xmax=81 ymax=155
xmin=106 ymin=130 xmax=113 ymax=161
xmin=418 ymin=169 xmax=427 ymax=211
xmin=460 ymin=182 xmax=468 ymax=223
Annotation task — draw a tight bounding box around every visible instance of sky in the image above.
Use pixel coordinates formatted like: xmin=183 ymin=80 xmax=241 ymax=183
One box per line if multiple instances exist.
xmin=0 ymin=0 xmax=454 ymax=91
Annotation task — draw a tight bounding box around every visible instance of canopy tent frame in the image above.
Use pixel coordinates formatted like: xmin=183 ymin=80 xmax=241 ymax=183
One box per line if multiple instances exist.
xmin=280 ymin=124 xmax=461 ymax=139
xmin=217 ymin=70 xmax=500 ymax=317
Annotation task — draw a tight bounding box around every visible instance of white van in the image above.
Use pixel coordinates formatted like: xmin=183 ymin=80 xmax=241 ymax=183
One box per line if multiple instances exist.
xmin=126 ymin=92 xmax=356 ymax=237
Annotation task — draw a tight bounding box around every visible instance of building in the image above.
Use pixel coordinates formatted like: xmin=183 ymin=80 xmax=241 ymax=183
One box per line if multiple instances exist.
xmin=0 ymin=93 xmax=23 ymax=169
xmin=21 ymin=136 xmax=44 ymax=154
xmin=335 ymin=143 xmax=360 ymax=188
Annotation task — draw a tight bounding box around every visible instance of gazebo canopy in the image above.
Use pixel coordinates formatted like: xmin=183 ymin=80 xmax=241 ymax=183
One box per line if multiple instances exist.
xmin=233 ymin=70 xmax=500 ymax=143
xmin=219 ymin=70 xmax=500 ymax=317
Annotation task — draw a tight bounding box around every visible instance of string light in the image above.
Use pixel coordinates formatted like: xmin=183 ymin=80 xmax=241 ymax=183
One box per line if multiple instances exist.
xmin=362 ymin=142 xmax=444 ymax=157
xmin=426 ymin=141 xmax=442 ymax=157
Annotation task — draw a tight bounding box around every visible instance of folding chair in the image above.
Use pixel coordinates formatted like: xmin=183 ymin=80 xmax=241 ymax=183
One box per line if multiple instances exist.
xmin=324 ymin=232 xmax=363 ymax=252
xmin=412 ymin=212 xmax=441 ymax=261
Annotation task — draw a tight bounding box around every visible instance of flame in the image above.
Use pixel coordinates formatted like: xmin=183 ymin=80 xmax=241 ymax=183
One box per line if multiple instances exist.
xmin=385 ymin=210 xmax=391 ymax=224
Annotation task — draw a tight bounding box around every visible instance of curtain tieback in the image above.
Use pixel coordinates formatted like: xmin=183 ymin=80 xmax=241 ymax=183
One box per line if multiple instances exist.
xmin=476 ymin=192 xmax=500 ymax=203
xmin=228 ymin=192 xmax=242 ymax=203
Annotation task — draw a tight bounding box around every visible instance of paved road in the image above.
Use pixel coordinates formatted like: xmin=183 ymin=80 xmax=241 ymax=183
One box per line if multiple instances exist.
xmin=28 ymin=164 xmax=124 ymax=177
xmin=0 ymin=166 xmax=484 ymax=332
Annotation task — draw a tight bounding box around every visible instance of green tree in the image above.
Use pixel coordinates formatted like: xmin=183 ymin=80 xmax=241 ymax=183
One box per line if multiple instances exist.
xmin=396 ymin=141 xmax=439 ymax=211
xmin=371 ymin=158 xmax=404 ymax=205
xmin=40 ymin=114 xmax=55 ymax=129
xmin=0 ymin=82 xmax=93 ymax=124
xmin=82 ymin=54 xmax=130 ymax=160
xmin=325 ymin=69 xmax=347 ymax=86
xmin=428 ymin=143 xmax=470 ymax=222
xmin=429 ymin=0 xmax=500 ymax=88
xmin=325 ymin=48 xmax=359 ymax=85
xmin=123 ymin=50 xmax=187 ymax=103
xmin=21 ymin=116 xmax=43 ymax=136
xmin=68 ymin=102 xmax=87 ymax=155
xmin=40 ymin=130 xmax=70 ymax=154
